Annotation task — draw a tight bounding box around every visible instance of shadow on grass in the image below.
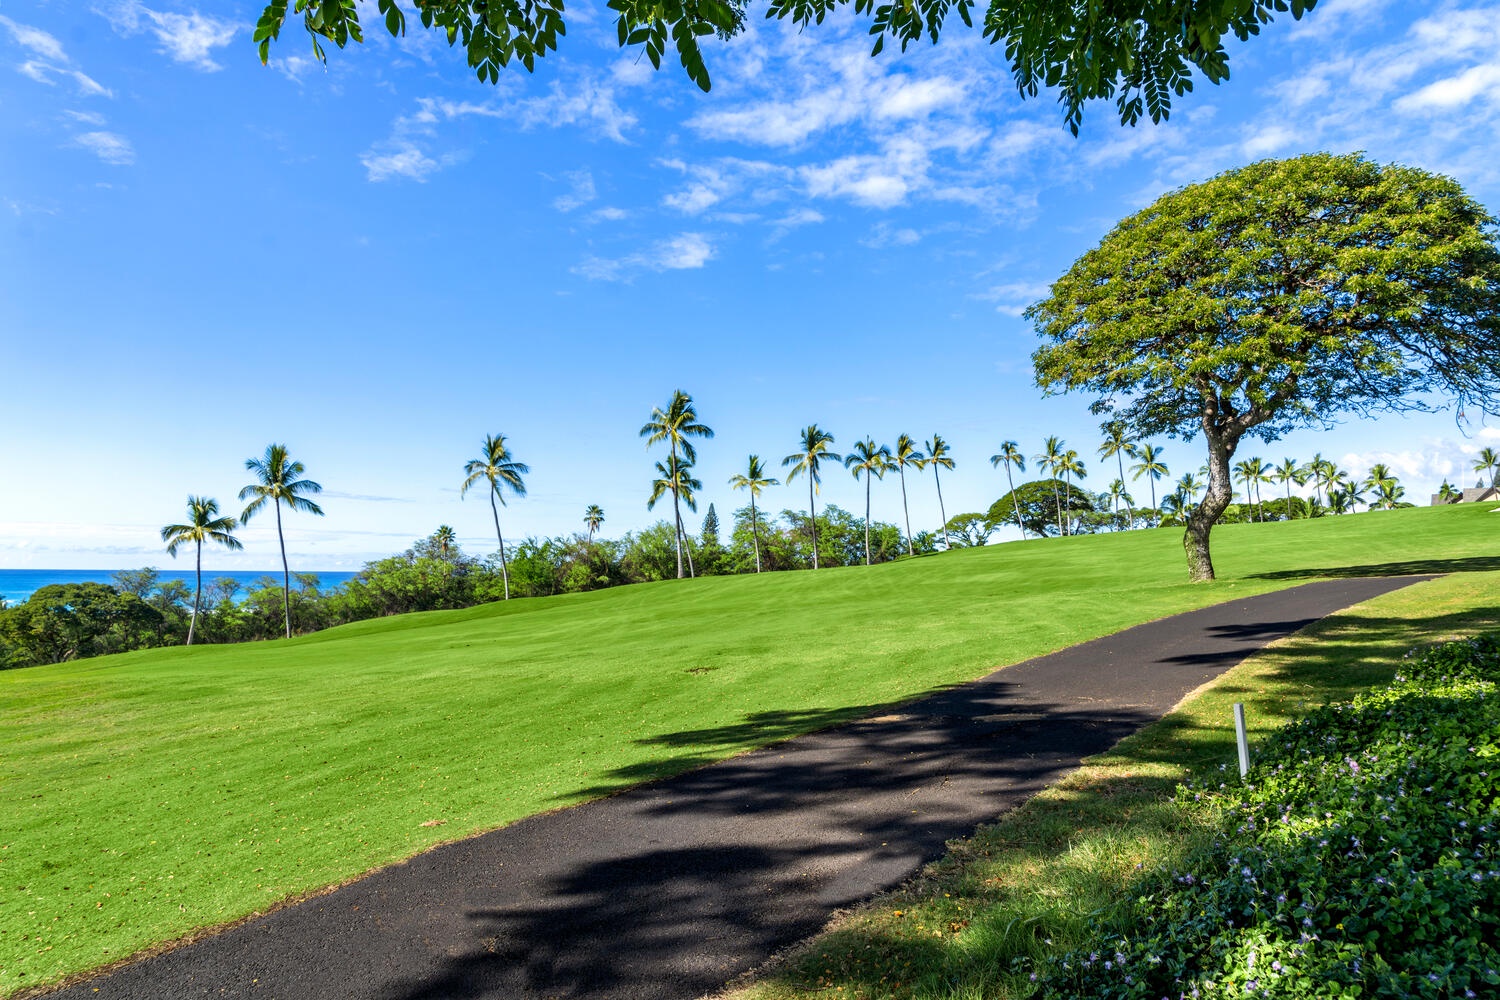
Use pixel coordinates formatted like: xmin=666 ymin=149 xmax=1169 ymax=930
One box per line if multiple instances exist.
xmin=1248 ymin=556 xmax=1500 ymax=580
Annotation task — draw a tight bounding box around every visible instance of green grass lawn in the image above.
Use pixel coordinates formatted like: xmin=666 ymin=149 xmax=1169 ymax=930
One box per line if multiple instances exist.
xmin=2 ymin=504 xmax=1497 ymax=996
xmin=727 ymin=568 xmax=1500 ymax=1000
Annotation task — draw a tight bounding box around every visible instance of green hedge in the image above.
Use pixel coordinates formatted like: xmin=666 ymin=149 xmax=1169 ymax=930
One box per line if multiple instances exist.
xmin=1035 ymin=635 xmax=1500 ymax=999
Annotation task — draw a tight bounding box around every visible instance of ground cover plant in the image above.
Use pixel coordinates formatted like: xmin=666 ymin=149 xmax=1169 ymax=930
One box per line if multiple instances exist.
xmin=1035 ymin=630 xmax=1500 ymax=999
xmin=2 ymin=503 xmax=1497 ymax=996
xmin=728 ymin=570 xmax=1500 ymax=1000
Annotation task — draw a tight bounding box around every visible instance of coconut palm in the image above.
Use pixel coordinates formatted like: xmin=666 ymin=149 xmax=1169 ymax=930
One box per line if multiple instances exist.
xmin=161 ymin=495 xmax=243 ymax=646
xmin=460 ymin=433 xmax=529 ymax=600
xmin=845 ymin=439 xmax=894 ymax=565
xmin=1233 ymin=458 xmax=1264 ymax=521
xmin=1363 ymin=462 xmax=1396 ymax=498
xmin=990 ymin=440 xmax=1027 ymax=537
xmin=1305 ymin=454 xmax=1337 ymax=509
xmin=728 ymin=455 xmax=778 ymax=573
xmin=640 ymin=390 xmax=714 ymax=579
xmin=1473 ymin=447 xmax=1499 ymax=489
xmin=1372 ymin=478 xmax=1407 ymax=510
xmin=1273 ymin=457 xmax=1305 ymax=519
xmin=1058 ymin=448 xmax=1086 ymax=535
xmin=892 ymin=434 xmax=925 ymax=555
xmin=782 ymin=425 xmax=841 ymax=570
xmin=239 ymin=443 xmax=325 ymax=639
xmin=649 ymin=454 xmax=702 ymax=576
xmin=1035 ymin=435 xmax=1067 ymax=536
xmin=1105 ymin=478 xmax=1134 ymax=527
xmin=1130 ymin=443 xmax=1169 ymax=518
xmin=920 ymin=434 xmax=956 ymax=548
xmin=1438 ymin=480 xmax=1461 ymax=503
xmin=583 ymin=505 xmax=605 ymax=543
xmin=1098 ymin=420 xmax=1137 ymax=528
xmin=1176 ymin=471 xmax=1205 ymax=506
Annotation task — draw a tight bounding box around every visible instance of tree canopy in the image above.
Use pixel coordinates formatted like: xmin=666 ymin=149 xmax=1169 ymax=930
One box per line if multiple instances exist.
xmin=255 ymin=0 xmax=1322 ymax=131
xmin=1030 ymin=152 xmax=1500 ymax=579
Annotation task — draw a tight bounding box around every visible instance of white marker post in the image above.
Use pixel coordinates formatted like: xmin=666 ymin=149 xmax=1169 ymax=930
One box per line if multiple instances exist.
xmin=1233 ymin=702 xmax=1250 ymax=779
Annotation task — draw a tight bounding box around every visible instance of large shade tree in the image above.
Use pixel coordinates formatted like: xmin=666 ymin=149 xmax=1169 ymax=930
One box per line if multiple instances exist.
xmin=239 ymin=444 xmax=325 ymax=638
xmin=161 ymin=496 xmax=243 ymax=646
xmin=461 ymin=433 xmax=530 ymax=599
xmin=255 ymin=0 xmax=1321 ymax=132
xmin=1031 ymin=153 xmax=1500 ymax=581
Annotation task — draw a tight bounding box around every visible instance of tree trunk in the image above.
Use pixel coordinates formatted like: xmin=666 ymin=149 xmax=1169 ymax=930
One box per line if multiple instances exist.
xmin=863 ymin=474 xmax=872 ymax=566
xmin=809 ymin=478 xmax=819 ymax=570
xmin=1051 ymin=481 xmax=1063 ymax=537
xmin=189 ymin=539 xmax=202 ymax=646
xmin=1184 ymin=433 xmax=1236 ymax=582
xmin=934 ymin=467 xmax=949 ymax=548
xmin=1063 ymin=472 xmax=1073 ymax=536
xmin=670 ymin=443 xmax=684 ymax=579
xmin=489 ymin=488 xmax=510 ymax=600
xmin=751 ymin=495 xmax=762 ymax=573
xmin=276 ymin=498 xmax=291 ymax=638
xmin=1115 ymin=451 xmax=1134 ymax=528
xmin=1006 ymin=466 xmax=1023 ymax=537
xmin=898 ymin=468 xmax=914 ymax=556
xmin=680 ymin=509 xmax=696 ymax=578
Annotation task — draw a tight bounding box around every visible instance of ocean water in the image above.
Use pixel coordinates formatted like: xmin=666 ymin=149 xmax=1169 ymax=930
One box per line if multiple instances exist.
xmin=0 ymin=569 xmax=357 ymax=607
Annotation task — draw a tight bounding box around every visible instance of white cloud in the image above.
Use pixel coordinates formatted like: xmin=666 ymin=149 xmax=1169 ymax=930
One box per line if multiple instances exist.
xmin=554 ymin=169 xmax=597 ymax=212
xmin=591 ymin=206 xmax=629 ymax=222
xmin=94 ymin=1 xmax=238 ymax=70
xmin=361 ymin=143 xmax=438 ymax=182
xmin=860 ymin=222 xmax=920 ymax=248
xmin=63 ymin=109 xmax=108 ymax=125
xmin=73 ymin=131 xmax=135 ymax=165
xmin=976 ymin=280 xmax=1052 ymax=317
xmin=0 ymin=14 xmax=67 ymax=60
xmin=1395 ymin=63 xmax=1500 ymax=112
xmin=574 ymin=233 xmax=716 ymax=281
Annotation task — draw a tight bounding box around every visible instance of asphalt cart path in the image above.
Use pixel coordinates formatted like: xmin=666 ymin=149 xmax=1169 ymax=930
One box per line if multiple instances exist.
xmin=47 ymin=576 xmax=1426 ymax=1000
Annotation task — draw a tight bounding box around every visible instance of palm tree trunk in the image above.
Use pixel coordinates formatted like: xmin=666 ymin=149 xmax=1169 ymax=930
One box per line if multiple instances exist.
xmin=189 ymin=539 xmax=202 ymax=646
xmin=808 ymin=478 xmax=819 ymax=570
xmin=934 ymin=467 xmax=949 ymax=548
xmin=489 ymin=488 xmax=510 ymax=600
xmin=751 ymin=494 xmax=762 ymax=573
xmin=670 ymin=443 xmax=684 ymax=579
xmin=1115 ymin=452 xmax=1134 ymax=528
xmin=1051 ymin=480 xmax=1063 ymax=537
xmin=863 ymin=474 xmax=872 ymax=566
xmin=1006 ymin=466 xmax=1024 ymax=537
xmin=275 ymin=498 xmax=291 ymax=639
xmin=898 ymin=468 xmax=914 ymax=556
xmin=679 ymin=509 xmax=696 ymax=578
xmin=1063 ymin=472 xmax=1073 ymax=536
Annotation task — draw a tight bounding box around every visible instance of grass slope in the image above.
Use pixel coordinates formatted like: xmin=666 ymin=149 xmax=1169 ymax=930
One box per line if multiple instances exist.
xmin=727 ymin=569 xmax=1500 ymax=1000
xmin=3 ymin=505 xmax=1497 ymax=995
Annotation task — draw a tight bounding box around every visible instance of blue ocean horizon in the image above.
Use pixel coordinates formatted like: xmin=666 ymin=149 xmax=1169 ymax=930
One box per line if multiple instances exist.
xmin=0 ymin=569 xmax=358 ymax=606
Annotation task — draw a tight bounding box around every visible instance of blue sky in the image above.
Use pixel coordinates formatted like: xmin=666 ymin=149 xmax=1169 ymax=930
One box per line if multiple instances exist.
xmin=3 ymin=0 xmax=1499 ymax=570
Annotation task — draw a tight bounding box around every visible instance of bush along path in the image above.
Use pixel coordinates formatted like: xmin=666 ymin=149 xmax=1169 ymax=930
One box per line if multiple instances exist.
xmin=1034 ymin=634 xmax=1500 ymax=1000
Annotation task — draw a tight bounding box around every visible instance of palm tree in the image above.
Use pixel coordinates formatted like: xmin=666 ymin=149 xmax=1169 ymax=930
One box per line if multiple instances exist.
xmin=239 ymin=444 xmax=325 ymax=639
xmin=1304 ymin=454 xmax=1337 ymax=509
xmin=920 ymin=434 xmax=956 ymax=548
xmin=460 ymin=433 xmax=529 ymax=600
xmin=782 ymin=425 xmax=840 ymax=570
xmin=640 ymin=390 xmax=714 ymax=579
xmin=433 ymin=524 xmax=456 ymax=556
xmin=161 ymin=495 xmax=242 ymax=646
xmin=583 ymin=504 xmax=605 ymax=543
xmin=990 ymin=441 xmax=1027 ymax=538
xmin=892 ymin=434 xmax=925 ymax=555
xmin=1058 ymin=448 xmax=1086 ymax=535
xmin=1105 ymin=478 xmax=1134 ymax=527
xmin=1473 ymin=447 xmax=1499 ymax=489
xmin=1131 ymin=443 xmax=1169 ymax=519
xmin=1372 ymin=478 xmax=1407 ymax=510
xmin=1035 ymin=435 xmax=1067 ymax=536
xmin=728 ymin=455 xmax=778 ymax=573
xmin=1273 ymin=457 xmax=1305 ymax=519
xmin=1098 ymin=420 xmax=1137 ymax=528
xmin=1233 ymin=458 xmax=1262 ymax=521
xmin=1438 ymin=480 xmax=1461 ymax=503
xmin=1363 ymin=462 xmax=1396 ymax=497
xmin=845 ymin=439 xmax=894 ymax=566
xmin=1176 ymin=471 xmax=1205 ymax=506
xmin=649 ymin=454 xmax=702 ymax=575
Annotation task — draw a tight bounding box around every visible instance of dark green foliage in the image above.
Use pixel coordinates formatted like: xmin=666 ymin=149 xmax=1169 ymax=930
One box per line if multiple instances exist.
xmin=0 ymin=584 xmax=164 ymax=666
xmin=988 ymin=478 xmax=1098 ymax=538
xmin=1035 ymin=634 xmax=1500 ymax=999
xmin=255 ymin=0 xmax=1316 ymax=130
xmin=943 ymin=512 xmax=998 ymax=547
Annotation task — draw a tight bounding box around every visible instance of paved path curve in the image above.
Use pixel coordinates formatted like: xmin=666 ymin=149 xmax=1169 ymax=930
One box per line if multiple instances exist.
xmin=47 ymin=576 xmax=1425 ymax=1000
